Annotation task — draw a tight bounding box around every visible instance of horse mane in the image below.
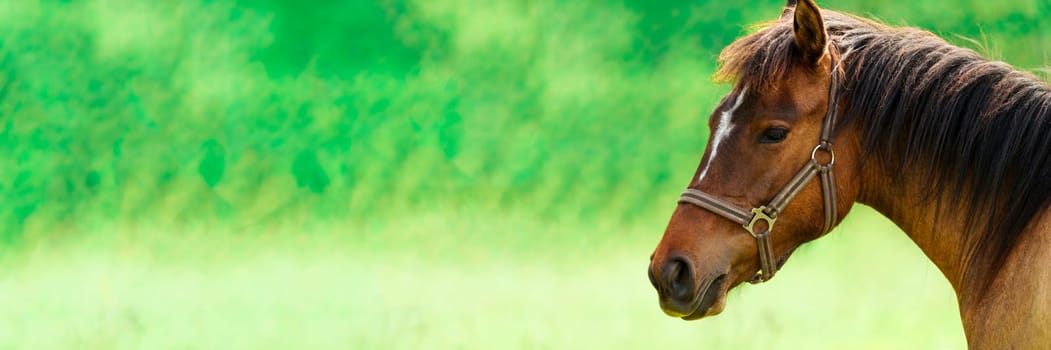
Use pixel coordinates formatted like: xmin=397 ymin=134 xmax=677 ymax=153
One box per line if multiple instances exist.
xmin=716 ymin=10 xmax=1051 ymax=290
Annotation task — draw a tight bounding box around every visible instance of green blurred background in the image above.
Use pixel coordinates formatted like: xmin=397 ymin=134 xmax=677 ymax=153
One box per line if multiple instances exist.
xmin=0 ymin=0 xmax=1048 ymax=348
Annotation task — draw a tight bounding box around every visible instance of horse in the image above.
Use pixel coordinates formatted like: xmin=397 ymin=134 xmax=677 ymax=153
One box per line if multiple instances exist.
xmin=646 ymin=0 xmax=1051 ymax=347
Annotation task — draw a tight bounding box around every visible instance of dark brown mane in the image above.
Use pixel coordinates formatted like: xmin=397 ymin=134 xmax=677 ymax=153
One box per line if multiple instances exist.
xmin=717 ymin=10 xmax=1051 ymax=290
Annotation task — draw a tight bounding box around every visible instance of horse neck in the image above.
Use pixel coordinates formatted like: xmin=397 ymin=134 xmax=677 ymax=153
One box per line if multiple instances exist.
xmin=843 ymin=54 xmax=1051 ymax=303
xmin=830 ymin=18 xmax=1051 ymax=346
xmin=851 ymin=107 xmax=1051 ymax=305
xmin=855 ymin=165 xmax=972 ymax=295
xmin=855 ymin=134 xmax=1051 ymax=347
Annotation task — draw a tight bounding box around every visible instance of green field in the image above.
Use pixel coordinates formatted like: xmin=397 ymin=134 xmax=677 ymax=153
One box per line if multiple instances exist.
xmin=0 ymin=207 xmax=964 ymax=349
xmin=1 ymin=0 xmax=1047 ymax=348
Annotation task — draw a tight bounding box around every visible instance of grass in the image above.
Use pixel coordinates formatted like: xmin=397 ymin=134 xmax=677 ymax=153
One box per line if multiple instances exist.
xmin=0 ymin=205 xmax=965 ymax=349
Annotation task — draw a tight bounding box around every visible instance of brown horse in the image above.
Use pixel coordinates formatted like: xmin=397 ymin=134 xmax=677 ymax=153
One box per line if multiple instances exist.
xmin=647 ymin=0 xmax=1051 ymax=348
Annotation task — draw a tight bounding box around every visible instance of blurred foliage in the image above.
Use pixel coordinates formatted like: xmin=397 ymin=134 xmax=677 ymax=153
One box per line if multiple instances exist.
xmin=0 ymin=0 xmax=1048 ymax=237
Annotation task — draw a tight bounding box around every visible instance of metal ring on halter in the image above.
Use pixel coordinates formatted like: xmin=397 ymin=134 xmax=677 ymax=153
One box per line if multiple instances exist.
xmin=743 ymin=206 xmax=777 ymax=239
xmin=811 ymin=142 xmax=835 ymax=170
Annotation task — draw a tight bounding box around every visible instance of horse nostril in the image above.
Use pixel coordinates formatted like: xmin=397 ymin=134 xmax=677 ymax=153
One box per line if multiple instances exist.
xmin=662 ymin=256 xmax=695 ymax=301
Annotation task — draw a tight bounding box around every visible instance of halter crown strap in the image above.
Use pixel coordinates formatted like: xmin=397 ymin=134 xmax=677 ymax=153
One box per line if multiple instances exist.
xmin=676 ymin=44 xmax=842 ymax=284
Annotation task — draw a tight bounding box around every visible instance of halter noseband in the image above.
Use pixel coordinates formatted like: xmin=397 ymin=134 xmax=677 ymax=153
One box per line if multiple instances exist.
xmin=678 ymin=44 xmax=842 ymax=284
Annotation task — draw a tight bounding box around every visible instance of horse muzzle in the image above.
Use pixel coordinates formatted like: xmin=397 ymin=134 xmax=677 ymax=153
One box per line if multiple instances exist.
xmin=649 ymin=256 xmax=730 ymax=319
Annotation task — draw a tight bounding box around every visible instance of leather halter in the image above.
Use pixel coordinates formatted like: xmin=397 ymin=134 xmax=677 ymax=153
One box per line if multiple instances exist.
xmin=678 ymin=44 xmax=842 ymax=284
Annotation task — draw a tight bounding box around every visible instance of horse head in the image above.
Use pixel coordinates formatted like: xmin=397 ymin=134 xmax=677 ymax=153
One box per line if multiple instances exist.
xmin=647 ymin=0 xmax=863 ymax=319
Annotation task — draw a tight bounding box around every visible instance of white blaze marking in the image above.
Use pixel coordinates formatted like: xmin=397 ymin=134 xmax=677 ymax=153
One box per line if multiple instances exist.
xmin=698 ymin=87 xmax=747 ymax=182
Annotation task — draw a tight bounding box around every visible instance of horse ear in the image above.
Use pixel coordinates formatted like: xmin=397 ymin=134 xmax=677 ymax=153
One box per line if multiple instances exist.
xmin=781 ymin=0 xmax=794 ymax=19
xmin=781 ymin=1 xmax=796 ymax=19
xmin=792 ymin=0 xmax=827 ymax=65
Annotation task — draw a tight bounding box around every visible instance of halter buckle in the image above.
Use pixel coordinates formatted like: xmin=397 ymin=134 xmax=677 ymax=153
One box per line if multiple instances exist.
xmin=743 ymin=206 xmax=777 ymax=238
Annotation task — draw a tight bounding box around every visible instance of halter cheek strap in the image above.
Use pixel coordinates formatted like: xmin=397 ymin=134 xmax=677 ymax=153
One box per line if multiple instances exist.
xmin=677 ymin=45 xmax=842 ymax=284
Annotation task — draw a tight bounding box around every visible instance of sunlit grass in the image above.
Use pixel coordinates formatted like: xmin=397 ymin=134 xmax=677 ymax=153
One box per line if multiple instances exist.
xmin=0 ymin=206 xmax=964 ymax=349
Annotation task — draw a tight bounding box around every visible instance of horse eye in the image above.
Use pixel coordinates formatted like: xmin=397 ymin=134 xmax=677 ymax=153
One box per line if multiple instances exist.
xmin=759 ymin=127 xmax=789 ymax=144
